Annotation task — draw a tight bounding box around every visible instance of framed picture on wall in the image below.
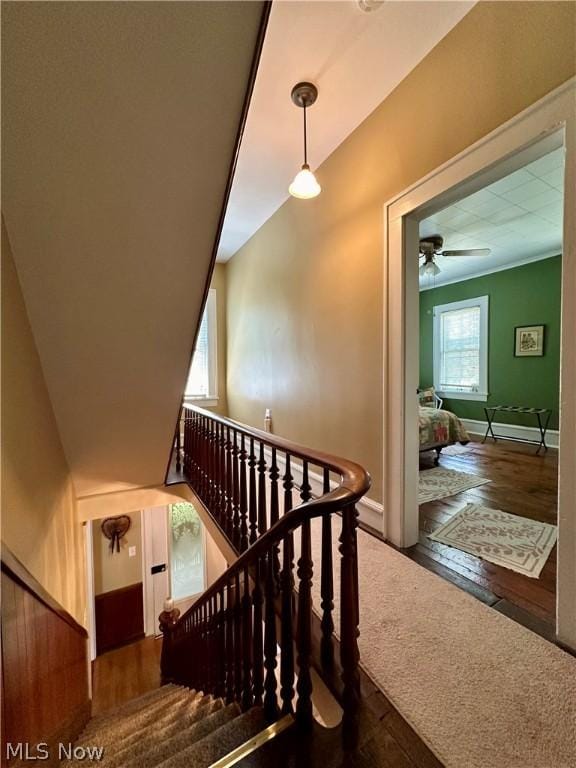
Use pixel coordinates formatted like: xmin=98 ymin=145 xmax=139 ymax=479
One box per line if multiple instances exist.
xmin=514 ymin=325 xmax=545 ymax=357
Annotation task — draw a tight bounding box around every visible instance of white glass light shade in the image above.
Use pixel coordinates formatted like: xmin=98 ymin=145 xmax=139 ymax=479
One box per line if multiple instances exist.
xmin=419 ymin=260 xmax=440 ymax=277
xmin=288 ymin=164 xmax=321 ymax=199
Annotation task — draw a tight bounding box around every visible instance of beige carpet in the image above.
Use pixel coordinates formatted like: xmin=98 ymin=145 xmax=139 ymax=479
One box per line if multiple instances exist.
xmin=419 ymin=466 xmax=490 ymax=504
xmin=428 ymin=503 xmax=557 ymax=578
xmin=309 ymin=518 xmax=576 ymax=768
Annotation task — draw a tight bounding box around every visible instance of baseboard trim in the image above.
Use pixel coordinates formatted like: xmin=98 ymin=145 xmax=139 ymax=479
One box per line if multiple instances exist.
xmin=262 ymin=447 xmax=384 ymax=533
xmin=460 ymin=418 xmax=559 ymax=449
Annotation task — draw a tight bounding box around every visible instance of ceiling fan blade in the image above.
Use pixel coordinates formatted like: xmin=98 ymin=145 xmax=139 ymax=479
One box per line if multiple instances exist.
xmin=442 ymin=248 xmax=491 ymax=258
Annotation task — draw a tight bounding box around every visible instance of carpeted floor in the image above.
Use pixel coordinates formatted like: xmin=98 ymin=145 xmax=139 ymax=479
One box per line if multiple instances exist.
xmin=309 ymin=518 xmax=576 ymax=768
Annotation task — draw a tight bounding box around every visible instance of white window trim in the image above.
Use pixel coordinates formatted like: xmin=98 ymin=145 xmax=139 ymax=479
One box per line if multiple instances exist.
xmin=185 ymin=288 xmax=218 ymax=404
xmin=433 ymin=295 xmax=489 ymax=402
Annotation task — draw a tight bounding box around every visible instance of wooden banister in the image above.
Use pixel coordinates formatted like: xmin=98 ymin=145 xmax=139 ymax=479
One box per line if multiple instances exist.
xmin=163 ymin=404 xmax=371 ymax=747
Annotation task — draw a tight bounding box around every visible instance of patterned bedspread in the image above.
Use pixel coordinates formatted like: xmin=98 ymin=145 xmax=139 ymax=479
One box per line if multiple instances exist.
xmin=419 ymin=407 xmax=469 ymax=448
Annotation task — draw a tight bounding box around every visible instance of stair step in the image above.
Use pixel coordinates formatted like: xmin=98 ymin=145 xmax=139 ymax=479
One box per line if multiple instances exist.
xmin=79 ymin=688 xmax=195 ymax=745
xmin=108 ymin=695 xmax=217 ymax=759
xmin=114 ymin=703 xmax=240 ymax=768
xmin=155 ymin=707 xmax=267 ymax=768
xmin=83 ymin=685 xmax=185 ymax=736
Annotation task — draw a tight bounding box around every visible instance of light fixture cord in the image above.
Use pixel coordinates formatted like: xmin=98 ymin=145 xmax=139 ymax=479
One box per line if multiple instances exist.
xmin=303 ymin=103 xmax=308 ymax=166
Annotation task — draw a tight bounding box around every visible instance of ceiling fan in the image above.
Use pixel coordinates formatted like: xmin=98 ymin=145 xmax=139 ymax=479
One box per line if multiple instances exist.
xmin=419 ymin=235 xmax=491 ymax=276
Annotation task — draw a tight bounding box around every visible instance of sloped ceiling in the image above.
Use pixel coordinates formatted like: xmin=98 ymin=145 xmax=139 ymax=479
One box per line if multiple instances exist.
xmin=2 ymin=1 xmax=265 ymax=497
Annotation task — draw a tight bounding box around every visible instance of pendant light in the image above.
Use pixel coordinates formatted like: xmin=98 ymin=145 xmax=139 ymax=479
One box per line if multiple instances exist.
xmin=288 ymin=82 xmax=321 ymax=199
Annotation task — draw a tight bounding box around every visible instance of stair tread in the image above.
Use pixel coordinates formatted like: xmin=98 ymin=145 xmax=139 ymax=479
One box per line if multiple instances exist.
xmin=80 ymin=689 xmax=198 ymax=744
xmin=113 ymin=703 xmax=240 ymax=768
xmin=83 ymin=685 xmax=185 ymax=735
xmin=154 ymin=707 xmax=267 ymax=768
xmin=107 ymin=696 xmax=218 ymax=761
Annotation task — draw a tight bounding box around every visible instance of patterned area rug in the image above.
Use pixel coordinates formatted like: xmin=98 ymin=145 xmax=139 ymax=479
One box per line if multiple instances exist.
xmin=428 ymin=503 xmax=557 ymax=578
xmin=419 ymin=467 xmax=490 ymax=504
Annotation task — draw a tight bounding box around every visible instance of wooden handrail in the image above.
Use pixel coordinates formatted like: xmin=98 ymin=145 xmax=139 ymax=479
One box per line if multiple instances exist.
xmin=161 ymin=404 xmax=371 ymax=748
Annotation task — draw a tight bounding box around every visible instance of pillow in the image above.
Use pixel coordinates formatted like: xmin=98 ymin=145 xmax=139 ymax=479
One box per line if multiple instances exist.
xmin=418 ymin=387 xmax=437 ymax=408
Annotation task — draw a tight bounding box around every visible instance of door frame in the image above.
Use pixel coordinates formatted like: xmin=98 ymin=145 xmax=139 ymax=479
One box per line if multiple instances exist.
xmin=382 ymin=77 xmax=576 ymax=648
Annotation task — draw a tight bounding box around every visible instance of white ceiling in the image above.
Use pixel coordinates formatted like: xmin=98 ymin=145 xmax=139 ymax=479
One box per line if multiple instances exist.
xmin=2 ymin=2 xmax=264 ymax=497
xmin=419 ymin=147 xmax=564 ymax=288
xmin=217 ymin=0 xmax=475 ymax=262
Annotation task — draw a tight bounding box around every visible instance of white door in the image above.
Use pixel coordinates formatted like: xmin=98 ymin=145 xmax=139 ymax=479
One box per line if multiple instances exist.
xmin=143 ymin=502 xmax=207 ymax=636
xmin=143 ymin=506 xmax=170 ymax=637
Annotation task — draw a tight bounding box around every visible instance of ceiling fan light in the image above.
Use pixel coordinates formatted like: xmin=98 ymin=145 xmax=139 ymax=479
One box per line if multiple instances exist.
xmin=420 ymin=260 xmax=440 ymax=277
xmin=288 ymin=164 xmax=321 ymax=199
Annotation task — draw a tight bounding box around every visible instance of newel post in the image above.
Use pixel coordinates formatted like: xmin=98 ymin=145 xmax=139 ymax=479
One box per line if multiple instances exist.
xmin=159 ymin=599 xmax=181 ymax=684
xmin=340 ymin=503 xmax=361 ymax=750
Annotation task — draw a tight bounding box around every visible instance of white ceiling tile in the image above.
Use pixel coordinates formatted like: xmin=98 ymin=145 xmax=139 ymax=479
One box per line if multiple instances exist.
xmin=518 ymin=188 xmax=562 ymax=213
xmin=500 ymin=178 xmax=550 ymax=204
xmin=538 ymin=202 xmax=564 ymax=224
xmin=487 ymin=169 xmax=535 ymax=195
xmin=484 ymin=205 xmax=525 ymax=225
xmin=524 ymin=148 xmax=564 ymax=177
xmin=467 ymin=196 xmax=504 ymax=219
xmin=456 ymin=188 xmax=498 ymax=211
xmin=438 ymin=209 xmax=482 ymax=228
xmin=541 ymin=167 xmax=564 ymax=190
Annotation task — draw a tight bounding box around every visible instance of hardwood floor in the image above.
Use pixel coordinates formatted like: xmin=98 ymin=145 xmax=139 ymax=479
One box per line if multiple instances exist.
xmin=92 ymin=636 xmax=162 ymax=715
xmin=412 ymin=437 xmax=557 ymax=630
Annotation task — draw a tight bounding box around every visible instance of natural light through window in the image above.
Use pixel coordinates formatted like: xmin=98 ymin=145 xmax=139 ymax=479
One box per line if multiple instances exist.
xmin=185 ymin=289 xmax=217 ymax=402
xmin=433 ymin=296 xmax=488 ymax=401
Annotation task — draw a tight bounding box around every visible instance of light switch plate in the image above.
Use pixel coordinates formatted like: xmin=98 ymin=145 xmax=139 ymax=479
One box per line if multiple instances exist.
xmin=128 ymin=546 xmax=136 ymax=558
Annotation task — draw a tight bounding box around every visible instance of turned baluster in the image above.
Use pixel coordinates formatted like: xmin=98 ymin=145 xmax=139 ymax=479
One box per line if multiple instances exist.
xmin=225 ymin=583 xmax=235 ymax=703
xmin=225 ymin=426 xmax=234 ymax=541
xmin=175 ymin=408 xmax=182 ymax=472
xmin=241 ymin=567 xmax=253 ymax=710
xmin=340 ymin=503 xmax=361 ymax=749
xmin=210 ymin=594 xmax=218 ymax=693
xmin=198 ymin=416 xmax=206 ymax=499
xmin=219 ymin=422 xmax=228 ymax=525
xmin=239 ymin=434 xmax=249 ymax=551
xmin=159 ymin=603 xmax=181 ymax=684
xmin=205 ymin=419 xmax=213 ymax=509
xmin=296 ymin=519 xmax=314 ymax=725
xmin=234 ymin=571 xmax=243 ymax=702
xmin=269 ymin=448 xmax=281 ymax=586
xmin=320 ymin=468 xmax=335 ymax=670
xmin=279 ymin=532 xmax=295 ymax=715
xmin=215 ymin=587 xmax=226 ymax=698
xmin=251 ymin=558 xmax=264 ymax=707
xmin=248 ymin=437 xmax=258 ymax=545
xmin=193 ymin=412 xmax=200 ymax=485
xmin=257 ymin=442 xmax=268 ymax=535
xmin=263 ymin=547 xmax=279 ymax=720
xmin=232 ymin=431 xmax=241 ymax=549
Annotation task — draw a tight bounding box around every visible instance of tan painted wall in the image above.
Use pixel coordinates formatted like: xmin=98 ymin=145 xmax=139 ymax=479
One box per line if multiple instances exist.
xmin=212 ymin=264 xmax=228 ymax=416
xmin=92 ymin=512 xmax=142 ymax=595
xmin=226 ymin=1 xmax=576 ymax=502
xmin=1 ymin=220 xmax=86 ymax=625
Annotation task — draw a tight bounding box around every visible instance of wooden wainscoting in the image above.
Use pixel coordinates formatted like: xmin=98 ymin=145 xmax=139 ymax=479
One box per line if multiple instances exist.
xmin=95 ymin=582 xmax=144 ymax=656
xmin=1 ymin=544 xmax=90 ymax=766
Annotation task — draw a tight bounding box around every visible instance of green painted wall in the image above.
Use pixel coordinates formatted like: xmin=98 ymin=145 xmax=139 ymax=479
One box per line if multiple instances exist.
xmin=419 ymin=256 xmax=562 ymax=429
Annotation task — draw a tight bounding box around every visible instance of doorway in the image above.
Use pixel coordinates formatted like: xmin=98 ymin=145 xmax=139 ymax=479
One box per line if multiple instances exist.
xmin=382 ymin=80 xmax=576 ymax=648
xmin=142 ymin=502 xmax=208 ymax=637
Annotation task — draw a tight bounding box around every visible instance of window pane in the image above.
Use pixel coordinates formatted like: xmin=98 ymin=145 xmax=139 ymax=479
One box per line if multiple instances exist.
xmin=170 ymin=502 xmax=205 ymax=600
xmin=439 ymin=306 xmax=481 ymax=390
xmin=186 ymin=310 xmax=209 ymax=396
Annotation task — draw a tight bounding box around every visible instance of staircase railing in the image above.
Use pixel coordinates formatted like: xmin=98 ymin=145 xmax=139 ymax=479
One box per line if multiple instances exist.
xmin=161 ymin=405 xmax=371 ymax=747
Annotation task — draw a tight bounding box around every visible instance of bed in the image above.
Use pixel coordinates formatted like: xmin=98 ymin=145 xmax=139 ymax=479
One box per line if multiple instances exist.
xmin=419 ymin=406 xmax=470 ymax=465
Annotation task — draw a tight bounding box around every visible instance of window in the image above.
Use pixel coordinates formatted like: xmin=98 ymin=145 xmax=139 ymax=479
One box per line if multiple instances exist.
xmin=185 ymin=289 xmax=217 ymax=403
xmin=169 ymin=502 xmax=205 ymax=600
xmin=433 ymin=296 xmax=488 ymax=401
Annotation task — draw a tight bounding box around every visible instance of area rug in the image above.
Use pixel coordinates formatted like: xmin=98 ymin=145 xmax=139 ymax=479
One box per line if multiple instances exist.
xmin=419 ymin=466 xmax=490 ymax=504
xmin=307 ymin=519 xmax=576 ymax=768
xmin=441 ymin=443 xmax=472 ymax=456
xmin=428 ymin=503 xmax=557 ymax=578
